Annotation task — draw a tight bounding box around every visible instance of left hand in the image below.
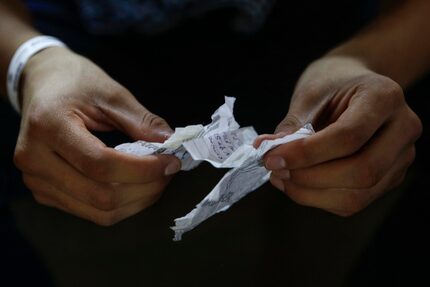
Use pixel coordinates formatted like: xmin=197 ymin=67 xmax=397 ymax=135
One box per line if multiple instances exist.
xmin=255 ymin=56 xmax=422 ymax=216
xmin=14 ymin=47 xmax=181 ymax=225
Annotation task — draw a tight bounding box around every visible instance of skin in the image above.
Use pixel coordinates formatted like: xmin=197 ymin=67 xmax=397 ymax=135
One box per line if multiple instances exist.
xmin=0 ymin=1 xmax=181 ymax=226
xmin=0 ymin=0 xmax=427 ymax=223
xmin=255 ymin=0 xmax=428 ymax=216
xmin=255 ymin=57 xmax=422 ymax=216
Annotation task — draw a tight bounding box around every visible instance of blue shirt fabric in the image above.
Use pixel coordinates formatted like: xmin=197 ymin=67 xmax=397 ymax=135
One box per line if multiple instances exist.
xmin=24 ymin=0 xmax=380 ymax=37
xmin=26 ymin=0 xmax=276 ymax=34
xmin=77 ymin=0 xmax=276 ymax=34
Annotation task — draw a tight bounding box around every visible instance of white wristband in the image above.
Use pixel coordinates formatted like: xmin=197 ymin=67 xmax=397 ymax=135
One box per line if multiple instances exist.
xmin=6 ymin=36 xmax=67 ymax=114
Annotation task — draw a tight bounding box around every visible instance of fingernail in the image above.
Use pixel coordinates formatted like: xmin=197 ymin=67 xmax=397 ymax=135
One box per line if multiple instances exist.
xmin=159 ymin=130 xmax=173 ymax=139
xmin=165 ymin=161 xmax=181 ymax=175
xmin=265 ymin=156 xmax=286 ymax=170
xmin=270 ymin=176 xmax=285 ymax=191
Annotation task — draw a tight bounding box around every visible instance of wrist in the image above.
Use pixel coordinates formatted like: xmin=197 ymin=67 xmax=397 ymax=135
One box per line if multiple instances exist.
xmin=20 ymin=46 xmax=72 ymax=113
xmin=294 ymin=55 xmax=371 ymax=95
xmin=6 ymin=36 xmax=67 ymax=114
xmin=326 ymin=42 xmax=376 ymax=70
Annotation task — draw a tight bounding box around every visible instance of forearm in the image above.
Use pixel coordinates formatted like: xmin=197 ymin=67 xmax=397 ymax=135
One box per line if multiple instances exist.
xmin=0 ymin=0 xmax=40 ymax=98
xmin=328 ymin=0 xmax=430 ymax=88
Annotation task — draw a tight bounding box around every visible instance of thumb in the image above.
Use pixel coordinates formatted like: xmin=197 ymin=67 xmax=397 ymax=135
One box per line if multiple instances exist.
xmin=129 ymin=108 xmax=173 ymax=143
xmin=254 ymin=113 xmax=305 ymax=148
xmin=253 ymin=113 xmax=304 ymax=148
xmin=274 ymin=113 xmax=305 ymax=135
xmin=99 ymin=90 xmax=174 ymax=143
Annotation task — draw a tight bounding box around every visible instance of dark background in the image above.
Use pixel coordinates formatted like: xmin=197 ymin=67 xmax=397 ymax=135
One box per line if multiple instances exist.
xmin=1 ymin=0 xmax=429 ymax=286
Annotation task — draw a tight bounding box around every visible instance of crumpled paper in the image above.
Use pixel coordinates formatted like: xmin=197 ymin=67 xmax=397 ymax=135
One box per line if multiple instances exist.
xmin=115 ymin=97 xmax=314 ymax=240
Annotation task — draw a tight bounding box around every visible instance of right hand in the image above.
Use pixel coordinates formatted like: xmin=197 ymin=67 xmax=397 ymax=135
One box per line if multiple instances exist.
xmin=255 ymin=57 xmax=422 ymax=216
xmin=14 ymin=47 xmax=181 ymax=226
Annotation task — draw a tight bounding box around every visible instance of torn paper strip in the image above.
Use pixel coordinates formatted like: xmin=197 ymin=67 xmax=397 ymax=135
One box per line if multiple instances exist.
xmin=115 ymin=96 xmax=258 ymax=170
xmin=182 ymin=127 xmax=257 ymax=168
xmin=115 ymin=96 xmax=314 ymax=241
xmin=171 ymin=124 xmax=314 ymax=241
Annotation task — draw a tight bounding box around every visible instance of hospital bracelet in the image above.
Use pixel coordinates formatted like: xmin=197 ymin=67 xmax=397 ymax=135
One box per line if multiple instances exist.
xmin=6 ymin=35 xmax=67 ymax=114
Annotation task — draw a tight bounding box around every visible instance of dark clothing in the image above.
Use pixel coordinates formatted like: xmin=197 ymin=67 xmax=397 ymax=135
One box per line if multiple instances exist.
xmin=25 ymin=0 xmax=276 ymax=34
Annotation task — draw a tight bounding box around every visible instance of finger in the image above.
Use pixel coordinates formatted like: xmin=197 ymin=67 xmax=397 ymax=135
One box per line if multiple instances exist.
xmin=23 ymin=175 xmax=164 ymax=226
xmin=253 ymin=132 xmax=288 ymax=149
xmin=24 ymin=147 xmax=170 ymax=211
xmin=96 ymin=87 xmax=173 ymax=142
xmin=23 ymin=176 xmax=61 ymax=210
xmin=270 ymin=175 xmax=285 ymax=191
xmin=274 ymin=113 xmax=305 ymax=135
xmin=53 ymin=116 xmax=181 ymax=183
xmin=273 ymin=146 xmax=415 ymax=216
xmin=265 ymin=87 xmax=401 ymax=170
xmin=271 ymin=169 xmax=291 ymax=180
xmin=286 ymin=113 xmax=418 ymax=189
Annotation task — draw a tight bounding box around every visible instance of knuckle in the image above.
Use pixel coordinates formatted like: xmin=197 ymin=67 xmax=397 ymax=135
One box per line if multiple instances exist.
xmin=383 ymin=78 xmax=403 ymax=96
xmin=354 ymin=160 xmax=381 ymax=188
xmin=289 ymin=170 xmax=313 ymax=187
xmin=394 ymin=148 xmax=416 ymax=185
xmin=80 ymin=151 xmax=112 ymax=181
xmin=148 ymin=191 xmax=163 ymax=203
xmin=390 ymin=175 xmax=404 ymax=190
xmin=104 ymin=85 xmax=131 ymax=106
xmin=337 ymin=125 xmax=367 ymax=155
xmin=27 ymin=111 xmax=45 ymax=131
xmin=392 ymin=172 xmax=407 ymax=189
xmin=32 ymin=192 xmax=49 ymax=205
xmin=359 ymin=75 xmax=404 ymax=113
xmin=140 ymin=112 xmax=168 ymax=131
xmin=405 ymin=147 xmax=416 ymax=168
xmin=25 ymin=109 xmax=53 ymax=139
xmin=149 ymin=181 xmax=169 ymax=198
xmin=13 ymin=148 xmax=31 ymax=171
xmin=14 ymin=145 xmax=43 ymax=174
xmin=295 ymin=140 xmax=313 ymax=166
xmin=284 ymin=186 xmax=308 ymax=206
xmin=91 ymin=213 xmax=118 ymax=227
xmin=334 ymin=209 xmax=356 ymax=218
xmin=377 ymin=77 xmax=405 ymax=107
xmin=21 ymin=176 xmax=51 ymax=206
xmin=21 ymin=175 xmax=34 ymax=189
xmin=276 ymin=114 xmax=303 ymax=133
xmin=407 ymin=111 xmax=423 ymax=141
xmin=89 ymin=188 xmax=117 ymax=211
xmin=298 ymin=81 xmax=324 ymax=99
xmin=325 ymin=209 xmax=353 ymax=217
xmin=339 ymin=191 xmax=369 ymax=216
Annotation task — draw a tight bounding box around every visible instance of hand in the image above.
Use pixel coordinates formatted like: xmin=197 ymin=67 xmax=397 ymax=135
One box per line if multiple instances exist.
xmin=14 ymin=47 xmax=181 ymax=225
xmin=255 ymin=56 xmax=422 ymax=216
